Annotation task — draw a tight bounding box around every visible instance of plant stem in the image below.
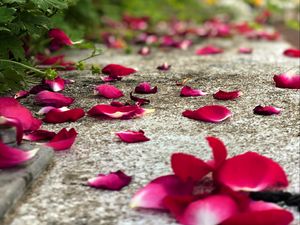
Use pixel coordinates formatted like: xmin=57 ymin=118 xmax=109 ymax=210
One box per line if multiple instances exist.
xmin=0 ymin=59 xmax=45 ymax=76
xmin=77 ymin=52 xmax=102 ymax=63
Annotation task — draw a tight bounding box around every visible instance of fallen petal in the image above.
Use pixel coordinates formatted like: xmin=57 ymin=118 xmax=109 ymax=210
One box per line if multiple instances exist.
xmin=88 ymin=170 xmax=132 ymax=191
xmin=23 ymin=130 xmax=56 ymax=141
xmin=94 ymin=84 xmax=124 ymax=99
xmin=283 ymin=48 xmax=300 ymax=58
xmin=116 ymin=130 xmax=150 ymax=143
xmin=44 ymin=76 xmax=65 ymax=92
xmin=48 ymin=28 xmax=73 ymax=51
xmin=238 ymin=48 xmax=252 ymax=54
xmin=130 ymin=175 xmax=193 ymax=209
xmin=134 ymin=82 xmax=158 ymax=94
xmin=14 ymin=90 xmax=29 ymax=99
xmin=273 ymin=73 xmax=300 ymax=89
xmin=138 ymin=46 xmax=151 ymax=55
xmin=43 ymin=108 xmax=85 ymax=123
xmin=213 ymin=90 xmax=242 ymax=100
xmin=35 ymin=90 xmax=74 ymax=107
xmin=102 ymin=64 xmax=137 ymax=79
xmin=195 ymin=45 xmax=223 ymax=55
xmin=130 ymin=92 xmax=150 ymax=106
xmin=0 ymin=141 xmax=38 ymax=169
xmin=253 ymin=105 xmax=282 ymax=115
xmin=157 ymin=62 xmax=171 ymax=71
xmin=180 ymin=86 xmax=207 ymax=97
xmin=182 ymin=105 xmax=232 ymax=123
xmin=206 ymin=136 xmax=227 ymax=169
xmin=46 ymin=128 xmax=77 ymax=151
xmin=216 ymin=152 xmax=288 ymax=192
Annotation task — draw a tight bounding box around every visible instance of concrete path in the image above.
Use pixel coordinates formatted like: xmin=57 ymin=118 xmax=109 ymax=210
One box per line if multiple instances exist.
xmin=4 ymin=38 xmax=300 ymax=225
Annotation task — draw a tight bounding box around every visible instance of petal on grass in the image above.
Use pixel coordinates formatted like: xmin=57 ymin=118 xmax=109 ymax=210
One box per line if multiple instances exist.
xmin=180 ymin=86 xmax=207 ymax=97
xmin=35 ymin=90 xmax=74 ymax=107
xmin=116 ymin=130 xmax=150 ymax=143
xmin=253 ymin=105 xmax=282 ymax=115
xmin=46 ymin=128 xmax=77 ymax=151
xmin=88 ymin=170 xmax=132 ymax=191
xmin=94 ymin=84 xmax=124 ymax=99
xmin=182 ymin=105 xmax=232 ymax=123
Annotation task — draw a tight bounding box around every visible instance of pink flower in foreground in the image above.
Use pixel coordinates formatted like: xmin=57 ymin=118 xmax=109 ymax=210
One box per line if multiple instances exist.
xmin=102 ymin=64 xmax=137 ymax=79
xmin=213 ymin=90 xmax=242 ymax=100
xmin=134 ymin=82 xmax=157 ymax=94
xmin=94 ymin=84 xmax=124 ymax=99
xmin=195 ymin=45 xmax=223 ymax=55
xmin=46 ymin=128 xmax=77 ymax=151
xmin=180 ymin=86 xmax=207 ymax=97
xmin=116 ymin=130 xmax=150 ymax=143
xmin=35 ymin=90 xmax=74 ymax=107
xmin=48 ymin=28 xmax=73 ymax=51
xmin=43 ymin=108 xmax=85 ymax=123
xmin=239 ymin=47 xmax=252 ymax=54
xmin=182 ymin=105 xmax=232 ymax=123
xmin=273 ymin=73 xmax=300 ymax=89
xmin=88 ymin=104 xmax=152 ymax=120
xmin=0 ymin=141 xmax=38 ymax=169
xmin=157 ymin=62 xmax=171 ymax=71
xmin=283 ymin=48 xmax=300 ymax=58
xmin=88 ymin=170 xmax=132 ymax=190
xmin=14 ymin=90 xmax=29 ymax=99
xmin=23 ymin=130 xmax=56 ymax=141
xmin=0 ymin=97 xmax=41 ymax=132
xmin=253 ymin=105 xmax=282 ymax=116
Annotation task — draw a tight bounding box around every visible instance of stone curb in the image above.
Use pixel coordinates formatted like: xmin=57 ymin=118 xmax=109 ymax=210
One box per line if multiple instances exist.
xmin=0 ymin=143 xmax=54 ymax=220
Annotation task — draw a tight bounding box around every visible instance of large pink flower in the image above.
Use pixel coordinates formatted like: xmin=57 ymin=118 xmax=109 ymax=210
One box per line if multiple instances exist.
xmin=182 ymin=105 xmax=232 ymax=123
xmin=116 ymin=130 xmax=150 ymax=143
xmin=46 ymin=128 xmax=77 ymax=151
xmin=94 ymin=84 xmax=124 ymax=99
xmin=88 ymin=170 xmax=132 ymax=190
xmin=273 ymin=73 xmax=300 ymax=89
xmin=0 ymin=141 xmax=38 ymax=169
xmin=35 ymin=90 xmax=74 ymax=107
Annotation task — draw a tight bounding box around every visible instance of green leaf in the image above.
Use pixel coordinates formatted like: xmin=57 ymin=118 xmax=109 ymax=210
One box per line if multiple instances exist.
xmin=286 ymin=20 xmax=300 ymax=31
xmin=30 ymin=0 xmax=68 ymax=10
xmin=0 ymin=32 xmax=25 ymax=60
xmin=0 ymin=7 xmax=16 ymax=24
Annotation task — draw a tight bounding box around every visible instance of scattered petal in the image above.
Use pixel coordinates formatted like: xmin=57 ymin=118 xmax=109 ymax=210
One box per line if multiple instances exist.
xmin=182 ymin=105 xmax=232 ymax=123
xmin=206 ymin=136 xmax=227 ymax=169
xmin=157 ymin=62 xmax=171 ymax=71
xmin=116 ymin=130 xmax=150 ymax=143
xmin=180 ymin=86 xmax=207 ymax=97
xmin=29 ymin=84 xmax=51 ymax=94
xmin=23 ymin=130 xmax=56 ymax=141
xmin=46 ymin=128 xmax=77 ymax=151
xmin=283 ymin=48 xmax=300 ymax=58
xmin=44 ymin=76 xmax=65 ymax=92
xmin=102 ymin=64 xmax=137 ymax=79
xmin=134 ymin=82 xmax=157 ymax=94
xmin=43 ymin=108 xmax=85 ymax=123
xmin=88 ymin=170 xmax=132 ymax=191
xmin=138 ymin=46 xmax=151 ymax=55
xmin=130 ymin=175 xmax=193 ymax=209
xmin=196 ymin=45 xmax=223 ymax=55
xmin=48 ymin=28 xmax=73 ymax=51
xmin=35 ymin=90 xmax=74 ymax=107
xmin=253 ymin=105 xmax=282 ymax=115
xmin=38 ymin=106 xmax=68 ymax=115
xmin=94 ymin=84 xmax=124 ymax=99
xmin=14 ymin=90 xmax=29 ymax=99
xmin=0 ymin=141 xmax=38 ymax=169
xmin=238 ymin=48 xmax=252 ymax=54
xmin=273 ymin=73 xmax=300 ymax=89
xmin=216 ymin=152 xmax=288 ymax=192
xmin=130 ymin=92 xmax=150 ymax=105
xmin=213 ymin=90 xmax=242 ymax=100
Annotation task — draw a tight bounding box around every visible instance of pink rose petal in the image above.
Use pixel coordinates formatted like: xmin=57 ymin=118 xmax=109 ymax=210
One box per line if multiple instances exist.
xmin=88 ymin=170 xmax=132 ymax=190
xmin=283 ymin=48 xmax=300 ymax=58
xmin=94 ymin=84 xmax=124 ymax=99
xmin=195 ymin=45 xmax=223 ymax=55
xmin=130 ymin=92 xmax=150 ymax=106
xmin=116 ymin=130 xmax=150 ymax=143
xmin=182 ymin=105 xmax=232 ymax=123
xmin=253 ymin=105 xmax=282 ymax=115
xmin=23 ymin=129 xmax=56 ymax=141
xmin=180 ymin=194 xmax=239 ymax=225
xmin=238 ymin=48 xmax=252 ymax=54
xmin=206 ymin=136 xmax=227 ymax=169
xmin=216 ymin=151 xmax=288 ymax=192
xmin=0 ymin=141 xmax=38 ymax=169
xmin=213 ymin=90 xmax=242 ymax=100
xmin=273 ymin=73 xmax=300 ymax=89
xmin=44 ymin=76 xmax=65 ymax=92
xmin=43 ymin=108 xmax=85 ymax=123
xmin=102 ymin=64 xmax=137 ymax=79
xmin=180 ymin=86 xmax=207 ymax=97
xmin=138 ymin=46 xmax=151 ymax=55
xmin=14 ymin=90 xmax=29 ymax=99
xmin=48 ymin=28 xmax=73 ymax=51
xmin=134 ymin=82 xmax=158 ymax=94
xmin=157 ymin=62 xmax=171 ymax=71
xmin=35 ymin=90 xmax=74 ymax=107
xmin=0 ymin=116 xmax=23 ymax=145
xmin=46 ymin=128 xmax=77 ymax=151
xmin=130 ymin=175 xmax=193 ymax=209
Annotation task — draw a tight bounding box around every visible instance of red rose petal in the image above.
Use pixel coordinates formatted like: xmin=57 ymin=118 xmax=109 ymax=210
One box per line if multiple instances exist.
xmin=0 ymin=116 xmax=23 ymax=145
xmin=157 ymin=62 xmax=171 ymax=71
xmin=253 ymin=105 xmax=282 ymax=115
xmin=273 ymin=73 xmax=300 ymax=89
xmin=116 ymin=130 xmax=150 ymax=143
xmin=102 ymin=64 xmax=137 ymax=79
xmin=134 ymin=82 xmax=158 ymax=94
xmin=35 ymin=90 xmax=74 ymax=107
xmin=23 ymin=129 xmax=56 ymax=141
xmin=206 ymin=136 xmax=227 ymax=169
xmin=94 ymin=84 xmax=124 ymax=99
xmin=216 ymin=152 xmax=288 ymax=191
xmin=44 ymin=76 xmax=65 ymax=92
xmin=14 ymin=90 xmax=29 ymax=99
xmin=180 ymin=86 xmax=207 ymax=97
xmin=43 ymin=108 xmax=85 ymax=123
xmin=238 ymin=48 xmax=252 ymax=54
xmin=0 ymin=141 xmax=38 ymax=169
xmin=48 ymin=28 xmax=73 ymax=51
xmin=46 ymin=128 xmax=77 ymax=151
xmin=195 ymin=45 xmax=223 ymax=55
xmin=283 ymin=48 xmax=300 ymax=58
xmin=0 ymin=97 xmax=41 ymax=131
xmin=29 ymin=84 xmax=51 ymax=94
xmin=130 ymin=175 xmax=193 ymax=209
xmin=213 ymin=90 xmax=242 ymax=100
xmin=88 ymin=104 xmax=149 ymax=120
xmin=180 ymin=194 xmax=238 ymax=225
xmin=182 ymin=105 xmax=232 ymax=123
xmin=87 ymin=170 xmax=132 ymax=191
xmin=130 ymin=92 xmax=150 ymax=106
xmin=171 ymin=153 xmax=212 ymax=183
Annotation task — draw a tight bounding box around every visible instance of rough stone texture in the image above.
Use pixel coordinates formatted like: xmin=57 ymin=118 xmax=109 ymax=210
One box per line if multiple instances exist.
xmin=0 ymin=127 xmax=17 ymax=144
xmin=5 ymin=38 xmax=300 ymax=225
xmin=0 ymin=144 xmax=53 ymax=220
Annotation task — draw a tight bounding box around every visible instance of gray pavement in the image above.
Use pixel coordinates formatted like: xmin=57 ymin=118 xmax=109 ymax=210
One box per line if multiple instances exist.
xmin=4 ymin=38 xmax=300 ymax=225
